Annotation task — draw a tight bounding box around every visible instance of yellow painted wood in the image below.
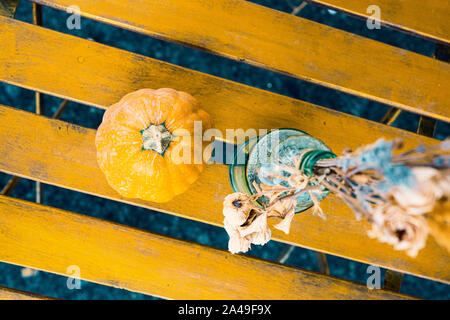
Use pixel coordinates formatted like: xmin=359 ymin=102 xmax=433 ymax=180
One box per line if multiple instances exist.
xmin=26 ymin=1 xmax=450 ymax=121
xmin=0 ymin=16 xmax=447 ymax=147
xmin=0 ymin=286 xmax=53 ymax=300
xmin=0 ymin=195 xmax=413 ymax=299
xmin=308 ymin=0 xmax=450 ymax=44
xmin=1 ymin=106 xmax=448 ymax=285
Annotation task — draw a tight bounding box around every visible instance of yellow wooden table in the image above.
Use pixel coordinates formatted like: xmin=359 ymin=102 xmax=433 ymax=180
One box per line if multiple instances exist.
xmin=0 ymin=0 xmax=448 ymax=300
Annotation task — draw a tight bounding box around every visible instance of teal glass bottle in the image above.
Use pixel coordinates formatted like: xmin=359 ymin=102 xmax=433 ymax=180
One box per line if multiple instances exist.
xmin=229 ymin=128 xmax=336 ymax=213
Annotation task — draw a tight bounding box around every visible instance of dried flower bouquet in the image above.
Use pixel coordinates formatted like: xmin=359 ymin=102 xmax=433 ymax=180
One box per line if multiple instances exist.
xmin=223 ymin=138 xmax=450 ymax=257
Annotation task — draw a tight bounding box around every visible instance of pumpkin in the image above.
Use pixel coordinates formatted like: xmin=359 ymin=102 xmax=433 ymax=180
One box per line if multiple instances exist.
xmin=95 ymin=88 xmax=213 ymax=203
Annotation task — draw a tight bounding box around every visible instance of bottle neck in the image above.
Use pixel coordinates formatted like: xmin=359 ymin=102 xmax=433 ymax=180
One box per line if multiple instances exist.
xmin=299 ymin=150 xmax=336 ymax=176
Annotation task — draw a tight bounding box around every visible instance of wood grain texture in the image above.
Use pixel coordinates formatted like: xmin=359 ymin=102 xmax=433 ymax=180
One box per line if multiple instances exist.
xmin=0 ymin=195 xmax=413 ymax=299
xmin=0 ymin=286 xmax=54 ymax=300
xmin=26 ymin=1 xmax=450 ymax=121
xmin=1 ymin=105 xmax=448 ymax=284
xmin=0 ymin=0 xmax=20 ymax=18
xmin=307 ymin=0 xmax=450 ymax=44
xmin=0 ymin=16 xmax=446 ymax=148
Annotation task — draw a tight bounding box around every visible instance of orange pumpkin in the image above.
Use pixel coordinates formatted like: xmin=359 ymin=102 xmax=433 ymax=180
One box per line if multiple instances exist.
xmin=95 ymin=88 xmax=213 ymax=203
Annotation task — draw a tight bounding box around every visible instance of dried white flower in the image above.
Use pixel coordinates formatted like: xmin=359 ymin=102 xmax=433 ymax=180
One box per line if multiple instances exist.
xmin=368 ymin=203 xmax=428 ymax=257
xmin=266 ymin=196 xmax=297 ymax=234
xmin=223 ymin=192 xmax=252 ymax=227
xmin=268 ymin=196 xmax=293 ymax=216
xmin=239 ymin=211 xmax=271 ymax=245
xmin=391 ymin=167 xmax=449 ymax=215
xmin=227 ymin=229 xmax=252 ymax=254
xmin=224 ymin=209 xmax=272 ymax=254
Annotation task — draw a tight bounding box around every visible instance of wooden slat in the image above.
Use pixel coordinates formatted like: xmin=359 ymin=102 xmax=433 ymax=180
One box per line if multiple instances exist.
xmin=1 ymin=99 xmax=68 ymax=198
xmin=33 ymin=2 xmax=44 ymax=205
xmin=380 ymin=107 xmax=401 ymax=126
xmin=0 ymin=286 xmax=54 ymax=300
xmin=27 ymin=1 xmax=450 ymax=121
xmin=1 ymin=175 xmax=20 ymax=195
xmin=383 ymin=270 xmax=403 ymax=292
xmin=307 ymin=0 xmax=450 ymax=44
xmin=0 ymin=0 xmax=20 ymax=18
xmin=417 ymin=117 xmax=437 ymax=142
xmin=0 ymin=195 xmax=413 ymax=299
xmin=0 ymin=16 xmax=441 ymax=149
xmin=1 ymin=106 xmax=449 ymax=285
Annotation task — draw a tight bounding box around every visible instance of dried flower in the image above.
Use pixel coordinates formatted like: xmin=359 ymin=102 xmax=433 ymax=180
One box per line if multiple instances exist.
xmin=224 ymin=208 xmax=271 ymax=253
xmin=368 ymin=203 xmax=428 ymax=257
xmin=223 ymin=192 xmax=253 ymax=227
xmin=221 ymin=138 xmax=449 ymax=257
xmin=223 ymin=192 xmax=273 ymax=253
xmin=227 ymin=229 xmax=252 ymax=254
xmin=316 ymin=138 xmax=449 ymax=256
xmin=268 ymin=196 xmax=294 ymax=217
xmin=390 ymin=167 xmax=446 ymax=215
xmin=239 ymin=212 xmax=271 ymax=245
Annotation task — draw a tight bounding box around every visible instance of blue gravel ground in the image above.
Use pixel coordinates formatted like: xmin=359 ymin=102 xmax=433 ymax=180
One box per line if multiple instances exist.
xmin=0 ymin=0 xmax=449 ymax=299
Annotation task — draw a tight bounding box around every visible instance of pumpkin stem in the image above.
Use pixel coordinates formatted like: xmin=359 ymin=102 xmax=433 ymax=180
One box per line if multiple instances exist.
xmin=141 ymin=123 xmax=172 ymax=155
